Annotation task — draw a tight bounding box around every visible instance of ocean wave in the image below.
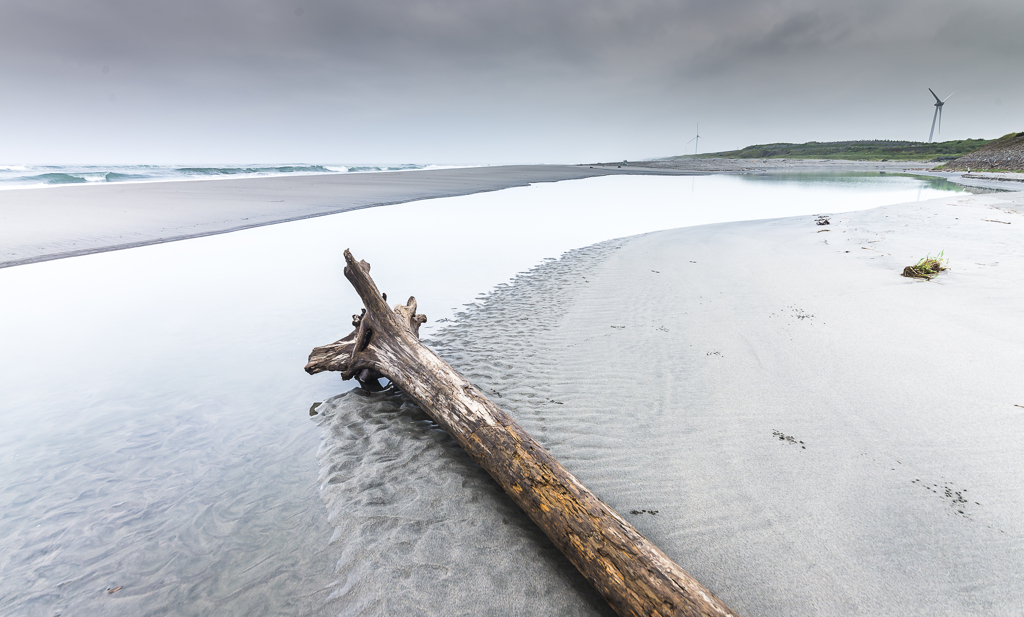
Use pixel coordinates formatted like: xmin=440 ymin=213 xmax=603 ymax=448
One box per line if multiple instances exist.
xmin=0 ymin=162 xmax=450 ymax=190
xmin=103 ymin=172 xmax=152 ymax=182
xmin=346 ymin=164 xmax=428 ymax=173
xmin=175 ymin=165 xmax=336 ymax=176
xmin=29 ymin=172 xmax=88 ymax=185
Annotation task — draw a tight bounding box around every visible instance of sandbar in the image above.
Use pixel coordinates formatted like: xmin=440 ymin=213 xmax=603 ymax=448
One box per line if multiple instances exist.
xmin=0 ymin=164 xmax=686 ymax=269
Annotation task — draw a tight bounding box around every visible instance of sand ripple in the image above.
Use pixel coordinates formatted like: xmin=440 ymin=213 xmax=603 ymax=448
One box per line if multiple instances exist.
xmin=314 ymin=242 xmax=623 ymax=616
xmin=317 ymin=194 xmax=1024 ymax=615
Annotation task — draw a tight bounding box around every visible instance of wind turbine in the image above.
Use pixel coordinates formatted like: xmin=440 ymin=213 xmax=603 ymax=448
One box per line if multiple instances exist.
xmin=686 ymin=123 xmax=702 ymax=155
xmin=928 ymin=88 xmax=954 ymax=143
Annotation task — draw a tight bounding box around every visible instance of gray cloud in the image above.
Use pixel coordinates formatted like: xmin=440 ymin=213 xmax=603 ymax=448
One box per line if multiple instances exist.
xmin=2 ymin=0 xmax=1022 ymax=163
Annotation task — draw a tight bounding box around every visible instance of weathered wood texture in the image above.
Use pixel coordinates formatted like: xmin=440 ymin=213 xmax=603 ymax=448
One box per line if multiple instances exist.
xmin=306 ymin=250 xmax=738 ymax=617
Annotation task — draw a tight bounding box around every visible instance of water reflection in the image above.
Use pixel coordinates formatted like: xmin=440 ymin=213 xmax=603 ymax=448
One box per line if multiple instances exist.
xmin=737 ymin=171 xmax=968 ymax=192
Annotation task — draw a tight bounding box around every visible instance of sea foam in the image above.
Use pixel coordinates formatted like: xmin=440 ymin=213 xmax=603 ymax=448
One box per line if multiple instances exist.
xmin=0 ymin=163 xmax=445 ymax=189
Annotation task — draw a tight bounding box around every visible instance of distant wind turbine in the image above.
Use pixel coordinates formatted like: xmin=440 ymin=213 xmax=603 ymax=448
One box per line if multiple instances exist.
xmin=927 ymin=88 xmax=955 ymax=143
xmin=686 ymin=123 xmax=702 ymax=155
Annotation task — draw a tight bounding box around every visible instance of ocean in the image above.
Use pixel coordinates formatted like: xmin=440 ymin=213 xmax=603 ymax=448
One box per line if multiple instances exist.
xmin=0 ymin=163 xmax=451 ymax=190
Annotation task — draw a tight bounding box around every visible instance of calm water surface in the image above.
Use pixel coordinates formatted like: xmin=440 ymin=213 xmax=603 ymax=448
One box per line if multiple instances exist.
xmin=0 ymin=174 xmax=966 ymax=616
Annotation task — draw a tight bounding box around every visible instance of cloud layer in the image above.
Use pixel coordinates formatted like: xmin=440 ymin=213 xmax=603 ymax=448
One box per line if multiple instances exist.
xmin=3 ymin=0 xmax=1022 ymax=163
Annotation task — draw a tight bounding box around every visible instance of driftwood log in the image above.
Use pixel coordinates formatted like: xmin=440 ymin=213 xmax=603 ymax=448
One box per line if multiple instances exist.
xmin=306 ymin=250 xmax=738 ymax=617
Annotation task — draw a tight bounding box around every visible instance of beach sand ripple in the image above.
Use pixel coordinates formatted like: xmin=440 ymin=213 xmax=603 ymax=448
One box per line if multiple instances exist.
xmin=317 ymin=190 xmax=1024 ymax=615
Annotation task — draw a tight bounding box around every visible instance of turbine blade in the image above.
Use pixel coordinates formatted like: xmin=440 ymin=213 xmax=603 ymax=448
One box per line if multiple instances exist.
xmin=929 ymin=88 xmax=941 ymax=103
xmin=943 ymin=90 xmax=956 ymax=102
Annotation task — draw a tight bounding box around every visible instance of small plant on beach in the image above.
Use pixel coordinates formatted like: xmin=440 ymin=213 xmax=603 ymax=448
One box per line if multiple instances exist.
xmin=901 ymin=251 xmax=948 ymax=280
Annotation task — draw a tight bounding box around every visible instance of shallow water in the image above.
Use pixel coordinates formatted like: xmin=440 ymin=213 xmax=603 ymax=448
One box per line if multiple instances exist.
xmin=0 ymin=173 xmax=965 ymax=615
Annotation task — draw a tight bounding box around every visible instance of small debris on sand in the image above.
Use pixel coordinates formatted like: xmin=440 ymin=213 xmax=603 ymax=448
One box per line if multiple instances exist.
xmin=773 ymin=430 xmax=806 ymax=449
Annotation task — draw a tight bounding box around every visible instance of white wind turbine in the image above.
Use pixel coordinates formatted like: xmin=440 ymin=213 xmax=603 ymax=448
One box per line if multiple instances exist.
xmin=928 ymin=88 xmax=955 ymax=143
xmin=686 ymin=123 xmax=702 ymax=155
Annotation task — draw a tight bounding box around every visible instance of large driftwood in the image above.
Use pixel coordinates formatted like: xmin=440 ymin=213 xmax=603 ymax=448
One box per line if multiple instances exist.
xmin=306 ymin=250 xmax=738 ymax=617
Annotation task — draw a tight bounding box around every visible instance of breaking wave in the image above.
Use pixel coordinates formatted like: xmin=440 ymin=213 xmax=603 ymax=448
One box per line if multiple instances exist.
xmin=0 ymin=163 xmax=453 ymax=190
xmin=175 ymin=165 xmax=334 ymax=176
xmin=27 ymin=172 xmax=88 ymax=185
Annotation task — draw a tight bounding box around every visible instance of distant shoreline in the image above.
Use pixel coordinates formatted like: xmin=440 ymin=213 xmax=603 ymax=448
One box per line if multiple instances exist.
xmin=0 ymin=160 xmax=1013 ymax=270
xmin=0 ymin=164 xmax=688 ymax=269
xmin=614 ymin=157 xmax=1018 ymax=192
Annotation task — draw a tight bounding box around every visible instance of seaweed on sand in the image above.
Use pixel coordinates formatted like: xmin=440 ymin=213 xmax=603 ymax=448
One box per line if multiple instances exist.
xmin=902 ymin=251 xmax=948 ymax=280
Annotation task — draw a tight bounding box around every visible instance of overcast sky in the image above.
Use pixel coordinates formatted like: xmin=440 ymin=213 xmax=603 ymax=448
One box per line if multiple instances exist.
xmin=3 ymin=0 xmax=1022 ymax=164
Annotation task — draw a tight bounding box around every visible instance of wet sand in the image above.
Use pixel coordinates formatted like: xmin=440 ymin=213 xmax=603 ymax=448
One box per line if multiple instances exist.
xmin=0 ymin=165 xmax=688 ymax=269
xmin=316 ymin=188 xmax=1024 ymax=614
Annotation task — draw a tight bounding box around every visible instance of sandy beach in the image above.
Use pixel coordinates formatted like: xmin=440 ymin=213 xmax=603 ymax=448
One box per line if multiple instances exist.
xmin=8 ymin=0 xmax=1023 ymax=612
xmin=535 ymin=189 xmax=1024 ymax=614
xmin=3 ymin=169 xmax=1022 ymax=615
xmin=316 ymin=186 xmax=1024 ymax=615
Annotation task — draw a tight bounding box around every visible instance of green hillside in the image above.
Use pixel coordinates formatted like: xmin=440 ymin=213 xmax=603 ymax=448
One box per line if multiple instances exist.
xmin=680 ymin=139 xmax=992 ymax=162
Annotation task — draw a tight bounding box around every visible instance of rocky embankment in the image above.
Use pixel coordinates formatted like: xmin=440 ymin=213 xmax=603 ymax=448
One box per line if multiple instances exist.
xmin=944 ymin=132 xmax=1024 ymax=172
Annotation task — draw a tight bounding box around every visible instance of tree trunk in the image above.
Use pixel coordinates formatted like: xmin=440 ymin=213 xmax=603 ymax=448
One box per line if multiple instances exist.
xmin=305 ymin=250 xmax=739 ymax=617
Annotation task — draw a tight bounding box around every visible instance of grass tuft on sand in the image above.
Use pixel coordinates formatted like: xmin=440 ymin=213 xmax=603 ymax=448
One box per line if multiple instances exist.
xmin=902 ymin=251 xmax=949 ymax=280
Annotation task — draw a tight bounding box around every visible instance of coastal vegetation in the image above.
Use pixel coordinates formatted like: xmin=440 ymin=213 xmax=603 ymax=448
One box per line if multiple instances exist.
xmin=901 ymin=252 xmax=949 ymax=280
xmin=940 ymin=132 xmax=1024 ymax=172
xmin=682 ymin=139 xmax=992 ymax=162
